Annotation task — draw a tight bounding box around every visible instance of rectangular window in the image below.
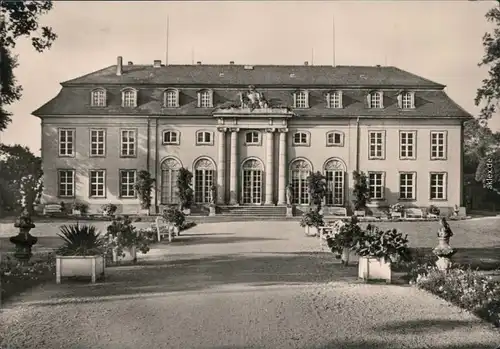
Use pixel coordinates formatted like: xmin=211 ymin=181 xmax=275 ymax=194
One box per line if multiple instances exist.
xmin=328 ymin=92 xmax=341 ymax=108
xmin=89 ymin=170 xmax=106 ymax=198
xmin=196 ymin=131 xmax=212 ymax=145
xmin=368 ymin=131 xmax=385 ymax=159
xmin=399 ymin=172 xmax=416 ymax=200
xmin=58 ymin=170 xmax=75 ymax=197
xmin=400 ymin=131 xmax=416 ymax=160
xmin=90 ymin=129 xmax=105 ymax=157
xmin=120 ymin=170 xmax=136 ymax=198
xmin=368 ymin=172 xmax=384 ymax=200
xmin=430 ymin=172 xmax=447 ymax=200
xmin=295 ymin=92 xmax=307 ymax=108
xmin=430 ymin=131 xmax=447 ymax=160
xmin=402 ymin=92 xmax=413 ymax=109
xmin=370 ymin=93 xmax=382 ymax=108
xmin=200 ymin=92 xmax=211 ymax=108
xmin=120 ymin=129 xmax=137 ymax=157
xmin=58 ymin=129 xmax=75 ymax=157
xmin=293 ymin=132 xmax=309 ymax=146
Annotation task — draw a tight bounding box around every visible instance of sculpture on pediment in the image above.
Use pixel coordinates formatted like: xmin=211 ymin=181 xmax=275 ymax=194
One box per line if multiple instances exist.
xmin=239 ymin=85 xmax=269 ymax=110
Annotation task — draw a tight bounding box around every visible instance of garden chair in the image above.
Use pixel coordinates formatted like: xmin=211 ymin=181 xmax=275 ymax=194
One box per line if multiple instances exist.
xmin=155 ymin=216 xmax=176 ymax=242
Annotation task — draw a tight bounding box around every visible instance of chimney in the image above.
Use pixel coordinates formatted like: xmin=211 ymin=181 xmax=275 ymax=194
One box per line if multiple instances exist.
xmin=197 ymin=61 xmax=202 ymax=65
xmin=116 ymin=56 xmax=123 ymax=76
xmin=376 ymin=64 xmax=381 ymax=67
xmin=229 ymin=61 xmax=234 ymax=65
xmin=304 ymin=61 xmax=309 ymax=66
xmin=127 ymin=61 xmax=133 ymax=65
xmin=153 ymin=60 xmax=162 ymax=68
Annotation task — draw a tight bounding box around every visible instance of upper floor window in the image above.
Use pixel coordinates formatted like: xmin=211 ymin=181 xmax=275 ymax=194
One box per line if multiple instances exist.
xmin=368 ymin=130 xmax=385 ymax=159
xmin=196 ymin=130 xmax=214 ymax=145
xmin=58 ymin=128 xmax=75 ymax=157
xmin=245 ymin=131 xmax=261 ymax=146
xmin=198 ymin=90 xmax=213 ymax=108
xmin=327 ymin=91 xmax=342 ymax=108
xmin=400 ymin=131 xmax=416 ymax=160
xmin=430 ymin=131 xmax=447 ymax=160
xmin=326 ymin=131 xmax=344 ymax=147
xmin=368 ymin=91 xmax=383 ymax=109
xmin=120 ymin=129 xmax=137 ymax=157
xmin=90 ymin=129 xmax=106 ymax=157
xmin=164 ymin=89 xmax=179 ymax=108
xmin=91 ymin=88 xmax=106 ymax=107
xmin=292 ymin=131 xmax=310 ymax=146
xmin=162 ymin=130 xmax=180 ymax=145
xmin=294 ymin=90 xmax=309 ymax=108
xmin=121 ymin=88 xmax=137 ymax=107
xmin=399 ymin=91 xmax=415 ymax=109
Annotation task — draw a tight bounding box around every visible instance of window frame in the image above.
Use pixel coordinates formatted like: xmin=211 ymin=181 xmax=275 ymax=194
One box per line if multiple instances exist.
xmin=164 ymin=89 xmax=179 ymax=108
xmin=430 ymin=130 xmax=448 ymax=160
xmin=399 ymin=130 xmax=417 ymax=160
xmin=89 ymin=128 xmax=106 ymax=157
xmin=198 ymin=89 xmax=213 ymax=108
xmin=326 ymin=131 xmax=344 ymax=147
xmin=400 ymin=91 xmax=415 ymax=109
xmin=292 ymin=131 xmax=311 ymax=147
xmin=368 ymin=130 xmax=386 ymax=160
xmin=121 ymin=87 xmax=137 ymax=108
xmin=120 ymin=128 xmax=137 ymax=158
xmin=368 ymin=171 xmax=385 ymax=201
xmin=57 ymin=169 xmax=75 ymax=198
xmin=119 ymin=169 xmax=137 ymax=199
xmin=89 ymin=169 xmax=106 ymax=198
xmin=293 ymin=90 xmax=309 ymax=108
xmin=90 ymin=88 xmax=107 ymax=107
xmin=399 ymin=171 xmax=417 ymax=201
xmin=368 ymin=91 xmax=384 ymax=109
xmin=429 ymin=172 xmax=447 ymax=201
xmin=327 ymin=90 xmax=343 ymax=109
xmin=162 ymin=130 xmax=180 ymax=145
xmin=58 ymin=128 xmax=76 ymax=157
xmin=244 ymin=131 xmax=262 ymax=146
xmin=196 ymin=130 xmax=214 ymax=146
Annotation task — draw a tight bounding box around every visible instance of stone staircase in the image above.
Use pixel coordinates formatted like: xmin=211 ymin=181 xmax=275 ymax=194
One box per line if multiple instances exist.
xmin=218 ymin=205 xmax=287 ymax=217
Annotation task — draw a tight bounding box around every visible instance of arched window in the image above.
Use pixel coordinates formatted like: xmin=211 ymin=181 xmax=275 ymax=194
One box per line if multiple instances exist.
xmin=164 ymin=89 xmax=179 ymax=108
xmin=326 ymin=131 xmax=344 ymax=147
xmin=122 ymin=88 xmax=137 ymax=107
xmin=194 ymin=158 xmax=215 ymax=203
xmin=323 ymin=159 xmax=345 ymax=206
xmin=398 ymin=91 xmax=415 ymax=109
xmin=198 ymin=90 xmax=213 ymax=108
xmin=196 ymin=130 xmax=214 ymax=145
xmin=91 ymin=88 xmax=106 ymax=107
xmin=292 ymin=131 xmax=310 ymax=146
xmin=290 ymin=159 xmax=312 ymax=205
xmin=241 ymin=158 xmax=264 ymax=205
xmin=162 ymin=130 xmax=180 ymax=145
xmin=160 ymin=158 xmax=181 ymax=204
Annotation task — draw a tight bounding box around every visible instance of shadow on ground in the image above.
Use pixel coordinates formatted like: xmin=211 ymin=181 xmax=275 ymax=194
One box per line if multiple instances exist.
xmin=203 ymin=342 xmax=499 ymax=349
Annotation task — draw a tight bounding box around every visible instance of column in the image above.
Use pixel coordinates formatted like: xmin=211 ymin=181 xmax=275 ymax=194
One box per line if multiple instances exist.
xmin=265 ymin=128 xmax=275 ymax=205
xmin=229 ymin=128 xmax=239 ymax=205
xmin=217 ymin=127 xmax=227 ymax=204
xmin=277 ymin=128 xmax=288 ymax=205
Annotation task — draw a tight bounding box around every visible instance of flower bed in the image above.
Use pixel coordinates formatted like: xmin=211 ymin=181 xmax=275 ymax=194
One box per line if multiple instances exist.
xmin=1 ymin=252 xmax=55 ymax=303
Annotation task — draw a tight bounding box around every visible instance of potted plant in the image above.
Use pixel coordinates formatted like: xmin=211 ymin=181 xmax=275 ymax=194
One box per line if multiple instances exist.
xmin=427 ymin=205 xmax=440 ymax=219
xmin=325 ymin=216 xmax=362 ymax=265
xmin=352 ymin=171 xmax=370 ymax=217
xmin=299 ymin=209 xmax=324 ymax=236
xmin=354 ymin=224 xmax=411 ymax=283
xmin=71 ymin=202 xmax=88 ymax=216
xmin=104 ymin=216 xmax=153 ymax=263
xmin=55 ymin=223 xmax=106 ymax=284
xmin=134 ymin=170 xmax=155 ymax=215
xmin=163 ymin=206 xmax=186 ymax=237
xmin=389 ymin=203 xmax=404 ymax=219
xmin=101 ymin=203 xmax=118 ymax=217
xmin=177 ymin=167 xmax=193 ymax=215
xmin=307 ymin=171 xmax=328 ymax=213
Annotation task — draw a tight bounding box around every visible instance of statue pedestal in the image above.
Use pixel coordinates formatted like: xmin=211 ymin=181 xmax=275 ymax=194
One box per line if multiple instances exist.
xmin=209 ymin=205 xmax=216 ymax=217
xmin=286 ymin=205 xmax=294 ymax=218
xmin=10 ymin=225 xmax=38 ymax=264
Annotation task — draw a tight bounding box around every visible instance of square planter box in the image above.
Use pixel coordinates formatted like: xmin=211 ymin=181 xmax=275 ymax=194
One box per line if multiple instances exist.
xmin=304 ymin=226 xmax=319 ymax=237
xmin=391 ymin=212 xmax=402 ymax=219
xmin=358 ymin=256 xmax=391 ymax=283
xmin=112 ymin=246 xmax=137 ymax=263
xmin=72 ymin=209 xmax=81 ymax=216
xmin=354 ymin=210 xmax=366 ymax=217
xmin=56 ymin=255 xmax=105 ymax=284
xmin=209 ymin=206 xmax=216 ymax=216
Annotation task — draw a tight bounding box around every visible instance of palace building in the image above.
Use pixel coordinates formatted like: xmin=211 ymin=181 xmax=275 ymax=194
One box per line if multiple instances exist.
xmin=33 ymin=57 xmax=471 ymax=216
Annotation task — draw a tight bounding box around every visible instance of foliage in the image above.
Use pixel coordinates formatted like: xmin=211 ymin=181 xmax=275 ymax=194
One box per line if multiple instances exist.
xmin=352 ymin=171 xmax=370 ymax=210
xmin=163 ymin=206 xmax=186 ymax=227
xmin=428 ymin=205 xmax=440 ymax=216
xmin=177 ymin=167 xmax=193 ymax=210
xmin=133 ymin=170 xmax=155 ymax=209
xmin=101 ymin=203 xmax=117 ymax=216
xmin=0 ymin=144 xmax=43 ymax=215
xmin=299 ymin=209 xmax=324 ymax=228
xmin=476 ymin=149 xmax=500 ymax=192
xmin=389 ymin=203 xmax=404 ymax=213
xmin=354 ymin=224 xmax=411 ymax=263
xmin=325 ymin=216 xmax=363 ymax=255
xmin=104 ymin=216 xmax=153 ymax=258
xmin=463 ymin=119 xmax=500 ymax=174
xmin=72 ymin=202 xmax=88 ymax=214
xmin=307 ymin=171 xmax=327 ymax=211
xmin=1 ymin=1 xmax=57 ymax=131
xmin=56 ymin=223 xmax=105 ymax=256
xmin=413 ymin=265 xmax=500 ymax=327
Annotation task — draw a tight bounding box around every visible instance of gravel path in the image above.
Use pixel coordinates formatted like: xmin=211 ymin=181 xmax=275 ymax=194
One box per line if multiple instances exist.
xmin=0 ymin=221 xmax=499 ymax=348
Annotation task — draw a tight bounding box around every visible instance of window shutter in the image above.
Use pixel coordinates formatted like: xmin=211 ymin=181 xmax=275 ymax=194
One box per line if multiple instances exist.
xmin=293 ymin=92 xmax=297 ymax=108
xmin=367 ymin=94 xmax=371 ymax=108
xmin=397 ymin=93 xmax=402 ymax=108
xmin=338 ymin=91 xmax=343 ymax=108
xmin=379 ymin=91 xmax=384 ymax=108
xmin=410 ymin=92 xmax=415 ymax=109
xmin=175 ymin=89 xmax=180 ymax=107
xmin=305 ymin=91 xmax=309 ymax=108
xmin=197 ymin=92 xmax=201 ymax=108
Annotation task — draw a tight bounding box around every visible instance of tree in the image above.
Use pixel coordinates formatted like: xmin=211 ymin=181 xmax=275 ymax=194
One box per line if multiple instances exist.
xmin=463 ymin=118 xmax=500 ymax=174
xmin=352 ymin=171 xmax=370 ymax=211
xmin=475 ymin=149 xmax=500 ymax=192
xmin=0 ymin=1 xmax=57 ymax=131
xmin=307 ymin=171 xmax=327 ymax=212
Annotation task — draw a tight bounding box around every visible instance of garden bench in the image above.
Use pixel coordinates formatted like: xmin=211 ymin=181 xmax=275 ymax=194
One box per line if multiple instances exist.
xmin=43 ymin=204 xmax=63 ymax=216
xmin=405 ymin=208 xmax=423 ymax=219
xmin=325 ymin=207 xmax=348 ymax=217
xmin=155 ymin=216 xmax=177 ymax=243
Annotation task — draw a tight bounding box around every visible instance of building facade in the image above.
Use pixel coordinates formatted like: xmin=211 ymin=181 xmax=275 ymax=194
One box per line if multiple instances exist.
xmin=33 ymin=57 xmax=471 ymax=215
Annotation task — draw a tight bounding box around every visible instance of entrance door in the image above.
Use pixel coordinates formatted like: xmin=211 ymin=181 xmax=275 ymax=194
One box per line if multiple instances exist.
xmin=241 ymin=159 xmax=263 ymax=205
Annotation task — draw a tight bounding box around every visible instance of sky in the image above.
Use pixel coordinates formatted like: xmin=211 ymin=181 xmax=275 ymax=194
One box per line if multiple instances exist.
xmin=1 ymin=0 xmax=499 ymax=155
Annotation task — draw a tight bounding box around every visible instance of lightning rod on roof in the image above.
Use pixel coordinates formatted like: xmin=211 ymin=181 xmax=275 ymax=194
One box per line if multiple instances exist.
xmin=332 ymin=15 xmax=336 ymax=67
xmin=311 ymin=48 xmax=314 ymax=66
xmin=191 ymin=47 xmax=194 ymax=65
xmin=165 ymin=15 xmax=170 ymax=65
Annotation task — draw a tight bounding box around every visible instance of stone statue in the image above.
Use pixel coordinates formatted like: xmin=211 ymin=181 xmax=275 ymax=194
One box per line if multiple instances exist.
xmin=239 ymin=85 xmax=268 ymax=110
xmin=210 ymin=185 xmax=216 ymax=205
xmin=437 ymin=217 xmax=453 ymax=242
xmin=286 ymin=185 xmax=293 ymax=206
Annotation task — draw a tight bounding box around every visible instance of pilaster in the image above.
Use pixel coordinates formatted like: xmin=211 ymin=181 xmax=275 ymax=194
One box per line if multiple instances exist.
xmin=229 ymin=128 xmax=240 ymax=205
xmin=265 ymin=128 xmax=275 ymax=205
xmin=277 ymin=128 xmax=288 ymax=205
xmin=217 ymin=127 xmax=227 ymax=205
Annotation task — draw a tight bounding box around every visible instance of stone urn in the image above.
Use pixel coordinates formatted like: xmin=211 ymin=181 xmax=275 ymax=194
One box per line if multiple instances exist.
xmin=432 ymin=217 xmax=456 ymax=272
xmin=9 ymin=209 xmax=38 ymax=263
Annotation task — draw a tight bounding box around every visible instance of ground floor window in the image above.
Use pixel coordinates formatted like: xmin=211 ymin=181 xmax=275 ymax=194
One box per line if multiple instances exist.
xmin=368 ymin=172 xmax=385 ymax=200
xmin=58 ymin=169 xmax=75 ymax=197
xmin=430 ymin=172 xmax=447 ymax=200
xmin=194 ymin=158 xmax=215 ymax=203
xmin=242 ymin=158 xmax=263 ymax=204
xmin=161 ymin=158 xmax=181 ymax=204
xmin=120 ymin=170 xmax=136 ymax=198
xmin=290 ymin=159 xmax=311 ymax=205
xmin=324 ymin=159 xmax=345 ymax=206
xmin=89 ymin=170 xmax=106 ymax=198
xmin=399 ymin=172 xmax=416 ymax=200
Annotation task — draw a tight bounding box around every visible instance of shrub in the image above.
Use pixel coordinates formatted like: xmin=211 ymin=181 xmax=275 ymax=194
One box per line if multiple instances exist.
xmin=72 ymin=202 xmax=88 ymax=214
xmin=105 ymin=216 xmax=154 ymax=257
xmin=101 ymin=203 xmax=118 ymax=216
xmin=56 ymin=223 xmax=105 ymax=256
xmin=299 ymin=209 xmax=324 ymax=228
xmin=325 ymin=216 xmax=362 ymax=255
xmin=428 ymin=205 xmax=440 ymax=216
xmin=134 ymin=170 xmax=155 ymax=209
xmin=163 ymin=206 xmax=186 ymax=227
xmin=352 ymin=171 xmax=370 ymax=211
xmin=177 ymin=168 xmax=194 ymax=210
xmin=389 ymin=203 xmax=404 ymax=213
xmin=354 ymin=224 xmax=411 ymax=263
xmin=307 ymin=171 xmax=327 ymax=212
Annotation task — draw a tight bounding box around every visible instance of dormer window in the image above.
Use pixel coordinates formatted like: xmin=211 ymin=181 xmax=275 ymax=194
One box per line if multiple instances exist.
xmin=198 ymin=90 xmax=213 ymax=108
xmin=122 ymin=88 xmax=137 ymax=107
xmin=245 ymin=131 xmax=261 ymax=146
xmin=294 ymin=90 xmax=309 ymax=108
xmin=164 ymin=89 xmax=179 ymax=108
xmin=91 ymin=88 xmax=106 ymax=107
xmin=398 ymin=91 xmax=415 ymax=109
xmin=327 ymin=91 xmax=342 ymax=108
xmin=368 ymin=91 xmax=383 ymax=109
xmin=326 ymin=131 xmax=344 ymax=147
xmin=162 ymin=130 xmax=180 ymax=145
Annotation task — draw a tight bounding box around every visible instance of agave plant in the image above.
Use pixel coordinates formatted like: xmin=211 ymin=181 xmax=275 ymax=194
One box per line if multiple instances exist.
xmin=56 ymin=223 xmax=105 ymax=256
